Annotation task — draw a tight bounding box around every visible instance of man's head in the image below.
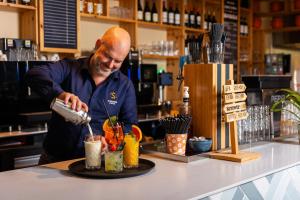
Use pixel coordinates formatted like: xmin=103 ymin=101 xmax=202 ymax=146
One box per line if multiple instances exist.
xmin=90 ymin=27 xmax=131 ymax=79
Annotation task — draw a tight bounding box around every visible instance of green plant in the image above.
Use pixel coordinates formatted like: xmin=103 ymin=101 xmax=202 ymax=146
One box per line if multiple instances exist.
xmin=271 ymin=89 xmax=300 ymax=122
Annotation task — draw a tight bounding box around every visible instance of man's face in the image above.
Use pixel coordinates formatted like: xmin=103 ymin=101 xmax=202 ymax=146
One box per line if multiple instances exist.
xmin=92 ymin=42 xmax=127 ymax=78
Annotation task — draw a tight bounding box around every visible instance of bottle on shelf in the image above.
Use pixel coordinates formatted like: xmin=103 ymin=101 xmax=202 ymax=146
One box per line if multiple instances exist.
xmin=196 ymin=9 xmax=201 ymax=29
xmin=162 ymin=1 xmax=168 ymax=24
xmin=94 ymin=0 xmax=103 ymax=16
xmin=144 ymin=0 xmax=151 ymax=22
xmin=208 ymin=10 xmax=213 ymax=32
xmin=184 ymin=6 xmax=189 ymax=27
xmin=174 ymin=3 xmax=180 ymax=26
xmin=211 ymin=11 xmax=217 ymax=25
xmin=168 ymin=2 xmax=174 ymax=25
xmin=151 ymin=0 xmax=158 ymax=23
xmin=21 ymin=0 xmax=31 ymax=5
xmin=7 ymin=0 xmax=16 ymax=3
xmin=137 ymin=0 xmax=143 ymax=21
xmin=240 ymin=17 xmax=245 ymax=36
xmin=189 ymin=6 xmax=195 ymax=28
xmin=244 ymin=17 xmax=248 ymax=36
xmin=86 ymin=0 xmax=94 ymax=14
xmin=80 ymin=0 xmax=84 ymax=13
xmin=204 ymin=11 xmax=209 ymax=30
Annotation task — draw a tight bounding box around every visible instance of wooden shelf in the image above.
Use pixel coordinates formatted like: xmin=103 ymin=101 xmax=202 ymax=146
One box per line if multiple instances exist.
xmin=81 ymin=13 xmax=135 ymax=23
xmin=142 ymin=54 xmax=179 ymax=60
xmin=240 ymin=35 xmax=250 ymax=39
xmin=184 ymin=27 xmax=206 ymax=33
xmin=0 ymin=2 xmax=36 ymax=11
xmin=254 ymin=11 xmax=286 ymax=17
xmin=137 ymin=21 xmax=182 ymax=30
xmin=205 ymin=0 xmax=221 ymax=6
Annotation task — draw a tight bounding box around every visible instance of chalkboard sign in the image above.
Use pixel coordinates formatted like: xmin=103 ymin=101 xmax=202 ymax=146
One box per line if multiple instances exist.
xmin=42 ymin=0 xmax=78 ymax=50
xmin=224 ymin=0 xmax=238 ymax=79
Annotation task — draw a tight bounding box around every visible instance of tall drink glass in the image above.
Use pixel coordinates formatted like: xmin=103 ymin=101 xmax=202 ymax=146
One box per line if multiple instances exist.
xmin=84 ymin=135 xmax=102 ymax=170
xmin=123 ymin=134 xmax=139 ymax=168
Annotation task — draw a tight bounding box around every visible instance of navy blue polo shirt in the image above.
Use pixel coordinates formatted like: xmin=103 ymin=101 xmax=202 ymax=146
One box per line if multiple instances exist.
xmin=25 ymin=56 xmax=137 ymax=159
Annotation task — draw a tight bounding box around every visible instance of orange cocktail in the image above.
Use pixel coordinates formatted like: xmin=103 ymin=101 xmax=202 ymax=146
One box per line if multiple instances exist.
xmin=123 ymin=125 xmax=142 ymax=168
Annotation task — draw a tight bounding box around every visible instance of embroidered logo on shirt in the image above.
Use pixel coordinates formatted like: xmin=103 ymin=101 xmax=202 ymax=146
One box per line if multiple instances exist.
xmin=108 ymin=91 xmax=117 ymax=105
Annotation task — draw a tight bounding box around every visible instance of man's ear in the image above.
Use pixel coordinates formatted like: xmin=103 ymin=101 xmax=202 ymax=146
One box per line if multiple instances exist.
xmin=95 ymin=39 xmax=102 ymax=50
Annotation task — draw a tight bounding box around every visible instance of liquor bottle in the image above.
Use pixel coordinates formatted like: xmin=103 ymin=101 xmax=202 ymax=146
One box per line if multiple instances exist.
xmin=179 ymin=86 xmax=192 ymax=116
xmin=196 ymin=9 xmax=201 ymax=29
xmin=240 ymin=17 xmax=244 ymax=35
xmin=204 ymin=12 xmax=208 ymax=30
xmin=137 ymin=0 xmax=143 ymax=21
xmin=87 ymin=0 xmax=94 ymax=14
xmin=144 ymin=0 xmax=151 ymax=22
xmin=168 ymin=2 xmax=174 ymax=25
xmin=7 ymin=0 xmax=16 ymax=3
xmin=162 ymin=1 xmax=168 ymax=24
xmin=80 ymin=0 xmax=84 ymax=13
xmin=94 ymin=0 xmax=103 ymax=16
xmin=208 ymin=10 xmax=212 ymax=31
xmin=184 ymin=6 xmax=189 ymax=27
xmin=210 ymin=11 xmax=217 ymax=27
xmin=189 ymin=6 xmax=195 ymax=28
xmin=21 ymin=0 xmax=31 ymax=5
xmin=174 ymin=3 xmax=180 ymax=26
xmin=244 ymin=17 xmax=248 ymax=36
xmin=151 ymin=0 xmax=158 ymax=23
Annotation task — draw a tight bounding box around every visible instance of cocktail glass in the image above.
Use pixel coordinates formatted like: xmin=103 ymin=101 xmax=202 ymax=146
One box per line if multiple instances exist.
xmin=105 ymin=150 xmax=123 ymax=173
xmin=84 ymin=135 xmax=102 ymax=170
xmin=123 ymin=134 xmax=139 ymax=168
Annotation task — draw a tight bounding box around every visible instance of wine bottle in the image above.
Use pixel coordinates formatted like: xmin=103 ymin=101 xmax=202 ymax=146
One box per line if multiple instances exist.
xmin=208 ymin=10 xmax=212 ymax=32
xmin=168 ymin=2 xmax=174 ymax=25
xmin=196 ymin=9 xmax=201 ymax=29
xmin=144 ymin=0 xmax=151 ymax=22
xmin=87 ymin=0 xmax=94 ymax=14
xmin=244 ymin=17 xmax=248 ymax=36
xmin=184 ymin=6 xmax=189 ymax=27
xmin=94 ymin=0 xmax=103 ymax=16
xmin=189 ymin=6 xmax=195 ymax=28
xmin=174 ymin=3 xmax=180 ymax=26
xmin=21 ymin=0 xmax=31 ymax=5
xmin=80 ymin=0 xmax=84 ymax=13
xmin=204 ymin=12 xmax=208 ymax=30
xmin=151 ymin=0 xmax=158 ymax=23
xmin=137 ymin=0 xmax=143 ymax=21
xmin=162 ymin=1 xmax=168 ymax=24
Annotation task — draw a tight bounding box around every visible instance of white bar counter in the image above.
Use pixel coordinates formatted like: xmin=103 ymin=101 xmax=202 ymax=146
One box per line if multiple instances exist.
xmin=1 ymin=142 xmax=300 ymax=200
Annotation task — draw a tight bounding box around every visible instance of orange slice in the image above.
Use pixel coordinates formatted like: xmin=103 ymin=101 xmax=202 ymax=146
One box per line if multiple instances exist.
xmin=132 ymin=125 xmax=142 ymax=142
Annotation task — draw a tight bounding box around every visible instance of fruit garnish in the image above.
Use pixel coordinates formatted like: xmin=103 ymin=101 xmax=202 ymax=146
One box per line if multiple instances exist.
xmin=110 ymin=145 xmax=117 ymax=152
xmin=132 ymin=125 xmax=142 ymax=142
xmin=103 ymin=116 xmax=118 ymax=130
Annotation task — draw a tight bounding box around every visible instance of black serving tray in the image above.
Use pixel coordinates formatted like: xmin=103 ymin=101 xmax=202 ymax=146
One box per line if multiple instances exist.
xmin=68 ymin=158 xmax=155 ymax=179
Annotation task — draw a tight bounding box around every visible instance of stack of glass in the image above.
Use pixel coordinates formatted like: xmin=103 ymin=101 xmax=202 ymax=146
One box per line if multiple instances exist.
xmin=237 ymin=105 xmax=271 ymax=144
xmin=280 ymin=101 xmax=299 ymax=136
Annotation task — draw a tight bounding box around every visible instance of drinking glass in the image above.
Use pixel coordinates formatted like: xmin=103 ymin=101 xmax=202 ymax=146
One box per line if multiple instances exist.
xmin=84 ymin=135 xmax=102 ymax=170
xmin=105 ymin=150 xmax=123 ymax=173
xmin=123 ymin=134 xmax=139 ymax=168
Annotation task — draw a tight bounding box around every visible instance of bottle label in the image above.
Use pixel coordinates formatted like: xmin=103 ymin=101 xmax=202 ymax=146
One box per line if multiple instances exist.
xmin=153 ymin=13 xmax=158 ymax=22
xmin=168 ymin=13 xmax=174 ymax=24
xmin=138 ymin=11 xmax=143 ymax=20
xmin=145 ymin=12 xmax=151 ymax=21
xmin=245 ymin=26 xmax=248 ymax=35
xmin=163 ymin=12 xmax=168 ymax=23
xmin=87 ymin=2 xmax=93 ymax=14
xmin=96 ymin=3 xmax=103 ymax=15
xmin=208 ymin=22 xmax=212 ymax=31
xmin=175 ymin=14 xmax=180 ymax=25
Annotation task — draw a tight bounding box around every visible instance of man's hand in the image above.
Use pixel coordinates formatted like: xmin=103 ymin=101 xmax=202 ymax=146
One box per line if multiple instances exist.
xmin=57 ymin=92 xmax=89 ymax=112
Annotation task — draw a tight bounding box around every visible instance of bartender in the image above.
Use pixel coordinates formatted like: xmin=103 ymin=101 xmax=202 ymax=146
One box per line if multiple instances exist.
xmin=25 ymin=27 xmax=138 ymax=164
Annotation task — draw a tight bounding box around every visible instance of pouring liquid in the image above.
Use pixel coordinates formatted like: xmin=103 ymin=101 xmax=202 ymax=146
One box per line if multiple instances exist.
xmin=87 ymin=123 xmax=94 ymax=141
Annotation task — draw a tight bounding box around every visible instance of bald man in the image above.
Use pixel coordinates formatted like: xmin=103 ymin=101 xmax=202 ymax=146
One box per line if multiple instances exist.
xmin=25 ymin=27 xmax=137 ymax=164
